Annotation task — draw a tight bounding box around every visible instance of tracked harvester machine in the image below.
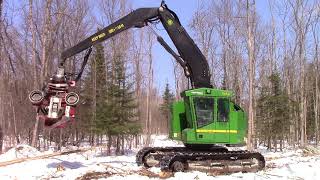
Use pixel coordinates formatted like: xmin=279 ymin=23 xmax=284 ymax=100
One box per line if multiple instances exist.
xmin=136 ymin=88 xmax=265 ymax=172
xmin=29 ymin=1 xmax=265 ymax=173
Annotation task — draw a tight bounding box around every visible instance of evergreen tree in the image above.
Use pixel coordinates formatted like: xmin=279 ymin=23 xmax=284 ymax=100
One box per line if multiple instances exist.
xmin=256 ymin=72 xmax=293 ymax=151
xmin=160 ymin=83 xmax=175 ymax=131
xmin=101 ymin=54 xmax=140 ymax=154
xmin=81 ymin=43 xmax=139 ymax=151
xmin=80 ymin=42 xmax=107 ymax=139
xmin=93 ymin=42 xmax=108 ymax=135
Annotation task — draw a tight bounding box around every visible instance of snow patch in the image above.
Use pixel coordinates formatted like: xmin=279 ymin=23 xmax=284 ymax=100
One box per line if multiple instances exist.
xmin=0 ymin=144 xmax=41 ymax=161
xmin=150 ymin=134 xmax=183 ymax=147
xmin=1 ymin=137 xmax=320 ymax=180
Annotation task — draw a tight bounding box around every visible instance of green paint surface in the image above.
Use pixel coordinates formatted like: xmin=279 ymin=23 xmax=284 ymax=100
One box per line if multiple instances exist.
xmin=170 ymin=88 xmax=247 ymax=146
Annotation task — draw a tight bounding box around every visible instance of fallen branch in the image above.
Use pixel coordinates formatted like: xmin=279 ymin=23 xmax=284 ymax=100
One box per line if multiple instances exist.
xmin=0 ymin=148 xmax=91 ymax=167
xmin=76 ymin=168 xmax=162 ymax=180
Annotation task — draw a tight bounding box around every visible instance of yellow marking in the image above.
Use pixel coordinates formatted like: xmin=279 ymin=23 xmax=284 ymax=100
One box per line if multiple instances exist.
xmin=108 ymin=23 xmax=125 ymax=34
xmin=196 ymin=129 xmax=238 ymax=133
xmin=167 ymin=19 xmax=173 ymax=26
xmin=108 ymin=29 xmax=115 ymax=34
xmin=91 ymin=24 xmax=125 ymax=42
xmin=91 ymin=33 xmax=106 ymax=42
xmin=222 ymin=91 xmax=230 ymax=96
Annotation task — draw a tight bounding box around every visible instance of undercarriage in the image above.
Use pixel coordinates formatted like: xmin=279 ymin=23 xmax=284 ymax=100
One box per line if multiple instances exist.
xmin=136 ymin=146 xmax=265 ymax=173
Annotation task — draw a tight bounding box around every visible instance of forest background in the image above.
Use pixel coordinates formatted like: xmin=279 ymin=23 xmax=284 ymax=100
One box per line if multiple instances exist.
xmin=0 ymin=0 xmax=319 ymax=153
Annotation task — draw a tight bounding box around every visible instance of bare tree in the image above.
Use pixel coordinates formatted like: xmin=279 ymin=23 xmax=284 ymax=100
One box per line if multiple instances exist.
xmin=29 ymin=0 xmax=38 ymax=148
xmin=0 ymin=0 xmax=3 ymax=153
xmin=289 ymin=0 xmax=316 ymax=147
xmin=31 ymin=0 xmax=53 ymax=147
xmin=190 ymin=1 xmax=216 ymax=87
xmin=246 ymin=0 xmax=256 ymax=150
xmin=29 ymin=0 xmax=37 ymax=88
xmin=145 ymin=31 xmax=154 ymax=145
xmin=312 ymin=18 xmax=319 ymax=144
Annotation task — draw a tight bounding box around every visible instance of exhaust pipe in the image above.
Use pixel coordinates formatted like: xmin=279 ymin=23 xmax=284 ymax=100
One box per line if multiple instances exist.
xmin=29 ymin=90 xmax=44 ymax=105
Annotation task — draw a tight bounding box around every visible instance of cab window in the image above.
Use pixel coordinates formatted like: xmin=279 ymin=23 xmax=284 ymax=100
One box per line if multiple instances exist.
xmin=217 ymin=98 xmax=229 ymax=122
xmin=194 ymin=97 xmax=214 ymax=127
xmin=184 ymin=98 xmax=193 ymax=128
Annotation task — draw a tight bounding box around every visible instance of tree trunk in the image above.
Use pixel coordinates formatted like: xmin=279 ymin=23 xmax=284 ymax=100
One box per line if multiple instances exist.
xmin=145 ymin=32 xmax=153 ymax=144
xmin=40 ymin=0 xmax=52 ymax=83
xmin=121 ymin=135 xmax=124 ymax=155
xmin=10 ymin=94 xmax=19 ymax=144
xmin=107 ymin=134 xmax=112 ymax=155
xmin=58 ymin=129 xmax=62 ymax=151
xmin=313 ymin=24 xmax=319 ymax=145
xmin=246 ymin=0 xmax=256 ymax=150
xmin=0 ymin=0 xmax=3 ymax=154
xmin=0 ymin=125 xmax=3 ymax=153
xmin=29 ymin=0 xmax=37 ymax=88
xmin=116 ymin=136 xmax=120 ymax=155
xmin=31 ymin=0 xmax=52 ymax=147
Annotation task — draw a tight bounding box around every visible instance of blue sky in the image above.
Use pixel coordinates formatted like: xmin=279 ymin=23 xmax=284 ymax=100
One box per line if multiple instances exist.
xmin=130 ymin=0 xmax=270 ymax=94
xmin=5 ymin=0 xmax=270 ymax=94
xmin=131 ymin=0 xmax=200 ymax=93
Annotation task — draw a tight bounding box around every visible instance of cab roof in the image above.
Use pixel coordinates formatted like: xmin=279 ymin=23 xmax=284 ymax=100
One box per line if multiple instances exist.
xmin=181 ymin=88 xmax=234 ymax=97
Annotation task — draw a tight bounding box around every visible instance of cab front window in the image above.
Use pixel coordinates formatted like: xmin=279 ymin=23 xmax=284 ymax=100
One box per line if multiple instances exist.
xmin=194 ymin=97 xmax=214 ymax=127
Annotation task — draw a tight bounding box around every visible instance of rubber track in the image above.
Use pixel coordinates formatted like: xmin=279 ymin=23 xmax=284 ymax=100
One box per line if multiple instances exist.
xmin=136 ymin=147 xmax=265 ymax=171
xmin=136 ymin=147 xmax=187 ymax=166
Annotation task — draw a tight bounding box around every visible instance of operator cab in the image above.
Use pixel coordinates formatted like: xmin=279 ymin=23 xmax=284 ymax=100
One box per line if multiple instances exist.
xmin=170 ymin=88 xmax=247 ymax=147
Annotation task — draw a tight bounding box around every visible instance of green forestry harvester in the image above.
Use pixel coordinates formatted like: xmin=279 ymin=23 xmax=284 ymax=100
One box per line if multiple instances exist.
xmin=28 ymin=1 xmax=265 ymax=173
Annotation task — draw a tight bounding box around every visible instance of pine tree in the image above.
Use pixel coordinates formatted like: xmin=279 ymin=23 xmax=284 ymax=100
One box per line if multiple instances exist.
xmin=102 ymin=54 xmax=140 ymax=154
xmin=80 ymin=42 xmax=108 ymax=142
xmin=93 ymin=42 xmax=110 ymax=140
xmin=256 ymin=72 xmax=293 ymax=151
xmin=160 ymin=83 xmax=175 ymax=131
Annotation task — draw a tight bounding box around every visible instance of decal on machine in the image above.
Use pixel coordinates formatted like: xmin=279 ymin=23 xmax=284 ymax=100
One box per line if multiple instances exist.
xmin=196 ymin=129 xmax=238 ymax=133
xmin=91 ymin=33 xmax=106 ymax=42
xmin=108 ymin=23 xmax=125 ymax=34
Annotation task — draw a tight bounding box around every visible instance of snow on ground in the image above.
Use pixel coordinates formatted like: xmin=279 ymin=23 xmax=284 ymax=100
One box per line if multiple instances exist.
xmin=0 ymin=144 xmax=42 ymax=161
xmin=0 ymin=135 xmax=320 ymax=180
xmin=149 ymin=134 xmax=184 ymax=147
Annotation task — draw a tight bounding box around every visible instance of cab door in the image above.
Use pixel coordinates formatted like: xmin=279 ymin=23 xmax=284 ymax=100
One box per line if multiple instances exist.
xmin=214 ymin=98 xmax=230 ymax=143
xmin=193 ymin=97 xmax=215 ymax=142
